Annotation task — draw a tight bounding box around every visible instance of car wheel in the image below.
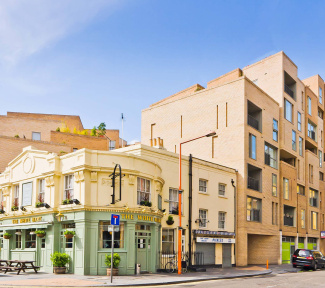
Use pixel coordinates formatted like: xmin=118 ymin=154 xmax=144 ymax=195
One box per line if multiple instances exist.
xmin=313 ymin=263 xmax=317 ymax=271
xmin=293 ymin=264 xmax=297 ymax=268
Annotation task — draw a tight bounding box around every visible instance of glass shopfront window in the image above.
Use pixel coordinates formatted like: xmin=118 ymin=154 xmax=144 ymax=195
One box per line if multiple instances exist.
xmin=25 ymin=229 xmax=36 ymax=248
xmin=15 ymin=230 xmax=22 ymax=249
xmin=99 ymin=221 xmax=124 ymax=249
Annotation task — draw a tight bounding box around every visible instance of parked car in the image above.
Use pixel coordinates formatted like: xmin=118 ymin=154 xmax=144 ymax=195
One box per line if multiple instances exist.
xmin=292 ymin=249 xmax=325 ymax=270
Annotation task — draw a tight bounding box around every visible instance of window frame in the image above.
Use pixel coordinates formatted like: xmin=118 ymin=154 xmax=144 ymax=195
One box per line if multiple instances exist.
xmin=32 ymin=132 xmax=41 ymax=141
xmin=39 ymin=179 xmax=45 ymax=203
xmin=265 ymin=142 xmax=278 ymax=169
xmin=199 ymin=209 xmax=208 ymax=228
xmin=308 ymin=97 xmax=312 ymax=115
xmin=272 ymin=174 xmax=277 ymax=197
xmin=292 ymin=130 xmax=296 ymax=151
xmin=137 ymin=177 xmax=151 ymax=205
xmin=162 ymin=229 xmax=174 ymax=252
xmin=218 ymin=183 xmax=226 ymax=197
xmin=283 ymin=178 xmax=289 ymax=200
xmin=301 ymin=209 xmax=305 ymax=229
xmin=168 ymin=188 xmax=183 ymax=215
xmin=299 ymin=137 xmax=303 ymax=156
xmin=320 ymin=87 xmax=323 ymax=104
xmin=199 ymin=179 xmax=207 ymax=193
xmin=246 ymin=196 xmax=261 ymax=222
xmin=311 ymin=211 xmax=318 ymax=230
xmin=218 ymin=211 xmax=226 ymax=229
xmin=99 ymin=221 xmax=124 ymax=249
xmin=297 ymin=112 xmax=302 ymax=131
xmin=64 ymin=174 xmax=74 ymax=200
xmin=249 ymin=133 xmax=257 ymax=160
xmin=284 ymin=99 xmax=293 ymax=123
xmin=273 ymin=119 xmax=278 ymax=142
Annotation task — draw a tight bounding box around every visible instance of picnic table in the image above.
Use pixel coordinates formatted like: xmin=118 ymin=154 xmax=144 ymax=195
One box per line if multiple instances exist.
xmin=0 ymin=260 xmax=40 ymax=275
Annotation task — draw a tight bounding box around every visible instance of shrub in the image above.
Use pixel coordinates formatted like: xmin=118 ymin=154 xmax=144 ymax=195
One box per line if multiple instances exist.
xmin=56 ymin=127 xmax=60 ymax=132
xmin=50 ymin=252 xmax=70 ymax=267
xmin=91 ymin=126 xmax=97 ymax=136
xmin=14 ymin=135 xmax=19 ymax=138
xmin=105 ymin=253 xmax=121 ymax=268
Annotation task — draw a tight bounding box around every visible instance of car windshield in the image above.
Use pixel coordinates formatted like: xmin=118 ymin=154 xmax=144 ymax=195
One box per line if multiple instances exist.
xmin=298 ymin=250 xmax=311 ymax=257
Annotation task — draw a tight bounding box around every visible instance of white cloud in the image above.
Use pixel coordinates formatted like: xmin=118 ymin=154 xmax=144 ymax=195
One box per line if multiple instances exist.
xmin=0 ymin=0 xmax=120 ymax=65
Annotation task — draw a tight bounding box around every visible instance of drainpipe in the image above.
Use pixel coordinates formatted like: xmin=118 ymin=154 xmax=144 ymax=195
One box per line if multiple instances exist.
xmin=231 ymin=178 xmax=236 ymax=265
xmin=188 ymin=154 xmax=193 ymax=266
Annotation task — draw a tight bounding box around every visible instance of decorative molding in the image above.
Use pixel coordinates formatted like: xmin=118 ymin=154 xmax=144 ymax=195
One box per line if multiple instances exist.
xmin=102 ymin=178 xmax=110 ymax=186
xmin=90 ymin=172 xmax=97 ymax=182
xmin=45 ymin=176 xmax=54 ymax=187
xmin=128 ymin=174 xmax=136 ymax=185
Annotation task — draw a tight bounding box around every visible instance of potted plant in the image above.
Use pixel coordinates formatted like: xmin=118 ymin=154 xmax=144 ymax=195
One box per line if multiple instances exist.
xmin=4 ymin=233 xmax=12 ymax=239
xmin=0 ymin=209 xmax=5 ymax=214
xmin=62 ymin=199 xmax=73 ymax=205
xmin=166 ymin=215 xmax=174 ymax=225
xmin=64 ymin=230 xmax=75 ymax=239
xmin=105 ymin=253 xmax=121 ymax=276
xmin=140 ymin=201 xmax=152 ymax=207
xmin=36 ymin=202 xmax=45 ymax=208
xmin=11 ymin=206 xmax=18 ymax=211
xmin=50 ymin=251 xmax=70 ymax=274
xmin=35 ymin=230 xmax=46 ymax=238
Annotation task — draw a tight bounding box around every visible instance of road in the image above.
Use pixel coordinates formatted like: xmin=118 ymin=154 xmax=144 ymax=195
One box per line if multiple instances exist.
xmin=146 ymin=270 xmax=325 ymax=288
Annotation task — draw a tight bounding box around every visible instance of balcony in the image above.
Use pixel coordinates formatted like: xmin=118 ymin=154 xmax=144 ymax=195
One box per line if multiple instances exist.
xmin=284 ymin=84 xmax=294 ymax=99
xmin=284 ymin=215 xmax=294 ymax=226
xmin=284 ymin=205 xmax=295 ymax=227
xmin=248 ymin=115 xmax=259 ymax=130
xmin=247 ymin=164 xmax=262 ymax=192
xmin=248 ymin=177 xmax=259 ymax=191
xmin=284 ymin=71 xmax=296 ymax=100
xmin=247 ymin=100 xmax=262 ymax=132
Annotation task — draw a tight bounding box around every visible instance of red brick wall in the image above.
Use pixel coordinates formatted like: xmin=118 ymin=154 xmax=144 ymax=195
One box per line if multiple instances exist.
xmin=0 ymin=136 xmax=71 ymax=172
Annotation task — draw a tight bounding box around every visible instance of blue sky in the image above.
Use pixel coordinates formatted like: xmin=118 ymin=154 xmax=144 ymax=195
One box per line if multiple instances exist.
xmin=1 ymin=0 xmax=325 ymax=143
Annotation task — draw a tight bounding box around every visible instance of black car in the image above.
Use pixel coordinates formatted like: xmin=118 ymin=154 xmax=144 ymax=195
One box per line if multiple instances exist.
xmin=292 ymin=249 xmax=325 ymax=270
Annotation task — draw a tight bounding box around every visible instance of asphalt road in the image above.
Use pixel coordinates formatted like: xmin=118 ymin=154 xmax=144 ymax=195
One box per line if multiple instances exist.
xmin=147 ymin=270 xmax=325 ymax=288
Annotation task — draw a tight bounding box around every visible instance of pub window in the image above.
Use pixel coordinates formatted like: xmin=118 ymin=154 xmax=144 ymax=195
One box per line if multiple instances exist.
xmin=25 ymin=229 xmax=36 ymax=248
xmin=64 ymin=174 xmax=74 ymax=200
xmin=15 ymin=230 xmax=22 ymax=249
xmin=137 ymin=177 xmax=150 ymax=205
xmin=162 ymin=229 xmax=174 ymax=252
xmin=39 ymin=179 xmax=45 ymax=203
xmin=99 ymin=221 xmax=124 ymax=249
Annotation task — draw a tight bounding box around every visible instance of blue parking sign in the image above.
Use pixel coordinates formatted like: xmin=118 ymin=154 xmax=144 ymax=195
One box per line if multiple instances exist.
xmin=111 ymin=214 xmax=120 ymax=226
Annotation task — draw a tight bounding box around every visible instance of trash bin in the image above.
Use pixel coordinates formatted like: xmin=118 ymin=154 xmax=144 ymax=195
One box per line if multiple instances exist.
xmin=136 ymin=264 xmax=141 ymax=275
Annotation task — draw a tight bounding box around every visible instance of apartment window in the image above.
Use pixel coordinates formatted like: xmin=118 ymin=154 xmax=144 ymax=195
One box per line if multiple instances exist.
xmin=308 ymin=121 xmax=317 ymax=141
xmin=272 ymin=174 xmax=277 ymax=197
xmin=38 ymin=179 xmax=45 ymax=203
xmin=109 ymin=140 xmax=116 ymax=150
xmin=297 ymin=159 xmax=300 ymax=180
xmin=137 ymin=178 xmax=150 ymax=204
xmin=297 ymin=112 xmax=302 ymax=131
xmin=247 ymin=197 xmax=261 ymax=222
xmin=320 ymin=172 xmax=324 ymax=181
xmin=25 ymin=229 xmax=36 ymax=248
xmin=311 ymin=211 xmax=318 ymax=230
xmin=169 ymin=188 xmax=183 ymax=215
xmin=199 ymin=179 xmax=207 ymax=193
xmin=308 ymin=97 xmax=312 ymax=115
xmin=32 ymin=132 xmax=41 ymax=141
xmin=218 ymin=183 xmax=226 ymax=196
xmin=99 ymin=221 xmax=124 ymax=248
xmin=316 ymin=150 xmax=322 ymax=169
xmin=218 ymin=212 xmax=226 ymax=229
xmin=283 ymin=178 xmax=289 ymax=200
xmin=272 ymin=202 xmax=278 ymax=225
xmin=299 ymin=137 xmax=303 ymax=156
xmin=301 ymin=210 xmax=305 ymax=229
xmin=292 ymin=130 xmax=296 ymax=151
xmin=265 ymin=143 xmax=278 ymax=169
xmin=318 ymin=109 xmax=323 ymax=119
xmin=162 ymin=229 xmax=174 ymax=252
xmin=13 ymin=185 xmax=19 ymax=207
xmin=309 ymin=188 xmax=318 ymax=207
xmin=320 ymin=87 xmax=323 ymax=104
xmin=285 ymin=99 xmax=293 ymax=122
xmin=309 ymin=164 xmax=314 ymax=183
xmin=64 ymin=174 xmax=74 ymax=200
xmin=199 ymin=209 xmax=208 ymax=228
xmin=249 ymin=134 xmax=256 ymax=159
xmin=273 ymin=119 xmax=278 ymax=142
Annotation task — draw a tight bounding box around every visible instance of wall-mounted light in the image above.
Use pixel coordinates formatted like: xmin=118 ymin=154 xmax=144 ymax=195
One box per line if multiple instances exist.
xmin=56 ymin=211 xmax=65 ymax=222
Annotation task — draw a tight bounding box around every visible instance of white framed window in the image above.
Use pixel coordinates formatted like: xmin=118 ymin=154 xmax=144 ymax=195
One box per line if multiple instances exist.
xmin=64 ymin=174 xmax=74 ymax=200
xmin=199 ymin=179 xmax=207 ymax=193
xmin=109 ymin=140 xmax=116 ymax=150
xmin=39 ymin=179 xmax=45 ymax=203
xmin=14 ymin=185 xmax=19 ymax=207
xmin=218 ymin=184 xmax=226 ymax=196
xmin=162 ymin=229 xmax=174 ymax=252
xmin=137 ymin=177 xmax=150 ymax=204
xmin=32 ymin=132 xmax=41 ymax=141
xmin=199 ymin=209 xmax=208 ymax=228
xmin=169 ymin=188 xmax=183 ymax=215
xmin=218 ymin=212 xmax=226 ymax=229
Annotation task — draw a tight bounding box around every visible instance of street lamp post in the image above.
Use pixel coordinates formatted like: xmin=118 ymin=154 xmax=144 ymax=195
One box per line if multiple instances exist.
xmin=177 ymin=131 xmax=216 ymax=275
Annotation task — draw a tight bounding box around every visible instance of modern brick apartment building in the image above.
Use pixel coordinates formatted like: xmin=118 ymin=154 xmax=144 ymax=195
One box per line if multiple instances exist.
xmin=0 ymin=112 xmax=126 ymax=172
xmin=141 ymin=51 xmax=325 ymax=266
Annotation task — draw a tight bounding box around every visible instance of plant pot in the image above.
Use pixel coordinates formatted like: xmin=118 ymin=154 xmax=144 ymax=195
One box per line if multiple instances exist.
xmin=107 ymin=268 xmax=118 ymax=276
xmin=3 ymin=235 xmax=11 ymax=239
xmin=65 ymin=234 xmax=74 ymax=239
xmin=37 ymin=233 xmax=45 ymax=238
xmin=166 ymin=220 xmax=174 ymax=225
xmin=53 ymin=267 xmax=66 ymax=274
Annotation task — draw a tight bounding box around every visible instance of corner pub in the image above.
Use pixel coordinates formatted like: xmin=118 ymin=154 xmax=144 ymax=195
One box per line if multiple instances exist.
xmin=0 ymin=145 xmax=236 ymax=275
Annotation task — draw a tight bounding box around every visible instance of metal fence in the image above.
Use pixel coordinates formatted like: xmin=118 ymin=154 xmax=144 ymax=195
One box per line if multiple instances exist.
xmin=158 ymin=251 xmax=204 ymax=270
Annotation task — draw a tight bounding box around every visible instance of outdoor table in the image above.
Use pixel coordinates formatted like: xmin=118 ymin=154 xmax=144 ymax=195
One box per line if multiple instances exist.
xmin=2 ymin=260 xmax=40 ymax=275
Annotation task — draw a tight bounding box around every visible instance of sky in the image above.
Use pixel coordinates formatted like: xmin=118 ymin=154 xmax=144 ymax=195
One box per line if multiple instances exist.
xmin=1 ymin=0 xmax=325 ymax=143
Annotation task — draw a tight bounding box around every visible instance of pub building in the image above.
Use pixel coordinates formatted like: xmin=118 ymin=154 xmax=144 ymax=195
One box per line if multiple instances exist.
xmin=0 ymin=145 xmax=236 ymax=275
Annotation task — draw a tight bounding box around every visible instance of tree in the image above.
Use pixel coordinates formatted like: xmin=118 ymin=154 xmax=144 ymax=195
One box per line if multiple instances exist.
xmin=91 ymin=126 xmax=97 ymax=136
xmin=97 ymin=122 xmax=106 ymax=136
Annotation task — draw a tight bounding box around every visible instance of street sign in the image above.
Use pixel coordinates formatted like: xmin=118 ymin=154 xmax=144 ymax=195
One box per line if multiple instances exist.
xmin=111 ymin=214 xmax=120 ymax=226
xmin=108 ymin=225 xmax=119 ymax=232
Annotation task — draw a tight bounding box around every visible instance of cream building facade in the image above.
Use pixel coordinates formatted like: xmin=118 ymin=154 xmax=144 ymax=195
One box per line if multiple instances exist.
xmin=0 ymin=145 xmax=236 ymax=274
xmin=141 ymin=51 xmax=325 ymax=266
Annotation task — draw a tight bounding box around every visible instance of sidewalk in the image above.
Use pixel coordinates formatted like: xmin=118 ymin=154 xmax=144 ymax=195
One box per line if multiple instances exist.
xmin=0 ymin=266 xmax=278 ymax=287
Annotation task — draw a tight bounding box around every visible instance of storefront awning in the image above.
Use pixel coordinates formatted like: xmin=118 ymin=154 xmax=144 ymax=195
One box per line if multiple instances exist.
xmin=0 ymin=221 xmax=53 ymax=230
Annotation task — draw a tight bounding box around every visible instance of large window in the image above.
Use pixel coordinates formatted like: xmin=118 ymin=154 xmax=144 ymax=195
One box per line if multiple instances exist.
xmin=199 ymin=209 xmax=208 ymax=228
xmin=162 ymin=229 xmax=174 ymax=252
xmin=25 ymin=229 xmax=36 ymax=248
xmin=247 ymin=197 xmax=261 ymax=222
xmin=32 ymin=132 xmax=41 ymax=141
xmin=273 ymin=119 xmax=278 ymax=142
xmin=320 ymin=87 xmax=323 ymax=104
xmin=137 ymin=178 xmax=150 ymax=204
xmin=301 ymin=209 xmax=305 ymax=229
xmin=218 ymin=183 xmax=226 ymax=196
xmin=292 ymin=130 xmax=296 ymax=151
xmin=218 ymin=212 xmax=226 ymax=229
xmin=169 ymin=188 xmax=183 ymax=215
xmin=199 ymin=179 xmax=207 ymax=193
xmin=39 ymin=179 xmax=45 ymax=203
xmin=299 ymin=137 xmax=303 ymax=156
xmin=64 ymin=174 xmax=74 ymax=200
xmin=283 ymin=178 xmax=289 ymax=200
xmin=99 ymin=221 xmax=124 ymax=248
xmin=265 ymin=143 xmax=278 ymax=169
xmin=272 ymin=174 xmax=277 ymax=196
xmin=308 ymin=121 xmax=317 ymax=141
xmin=285 ymin=99 xmax=293 ymax=122
xmin=311 ymin=211 xmax=318 ymax=230
xmin=297 ymin=112 xmax=302 ymax=131
xmin=308 ymin=97 xmax=312 ymax=115
xmin=249 ymin=134 xmax=256 ymax=160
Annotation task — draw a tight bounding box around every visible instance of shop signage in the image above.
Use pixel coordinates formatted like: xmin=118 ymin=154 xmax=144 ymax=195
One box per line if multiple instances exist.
xmin=12 ymin=217 xmax=43 ymax=224
xmin=22 ymin=182 xmax=33 ymax=206
xmin=120 ymin=214 xmax=161 ymax=223
xmin=321 ymin=231 xmax=325 ymax=239
xmin=196 ymin=237 xmax=235 ymax=244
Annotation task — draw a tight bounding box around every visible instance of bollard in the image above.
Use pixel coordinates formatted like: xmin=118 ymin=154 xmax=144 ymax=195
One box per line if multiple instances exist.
xmin=266 ymin=259 xmax=269 ymax=270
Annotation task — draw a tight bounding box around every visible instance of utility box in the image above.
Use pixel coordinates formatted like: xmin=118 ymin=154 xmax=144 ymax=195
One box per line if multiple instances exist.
xmin=135 ymin=264 xmax=141 ymax=275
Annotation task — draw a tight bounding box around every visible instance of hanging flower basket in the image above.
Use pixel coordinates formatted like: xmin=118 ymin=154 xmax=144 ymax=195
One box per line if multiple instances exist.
xmin=166 ymin=215 xmax=174 ymax=225
xmin=64 ymin=230 xmax=75 ymax=239
xmin=35 ymin=230 xmax=46 ymax=238
xmin=4 ymin=233 xmax=12 ymax=239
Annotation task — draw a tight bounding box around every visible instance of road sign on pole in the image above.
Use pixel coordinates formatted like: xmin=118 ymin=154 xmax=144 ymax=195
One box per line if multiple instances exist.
xmin=111 ymin=214 xmax=120 ymax=226
xmin=110 ymin=225 xmax=115 ymax=283
xmin=110 ymin=214 xmax=119 ymax=283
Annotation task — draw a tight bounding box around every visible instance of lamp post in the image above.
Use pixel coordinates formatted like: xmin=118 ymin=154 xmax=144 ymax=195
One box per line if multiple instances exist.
xmin=177 ymin=131 xmax=216 ymax=275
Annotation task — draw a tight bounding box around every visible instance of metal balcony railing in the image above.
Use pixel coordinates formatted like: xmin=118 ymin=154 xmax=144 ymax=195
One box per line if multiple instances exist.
xmin=284 ymin=84 xmax=294 ymax=99
xmin=284 ymin=215 xmax=294 ymax=226
xmin=248 ymin=176 xmax=259 ymax=191
xmin=248 ymin=115 xmax=259 ymax=130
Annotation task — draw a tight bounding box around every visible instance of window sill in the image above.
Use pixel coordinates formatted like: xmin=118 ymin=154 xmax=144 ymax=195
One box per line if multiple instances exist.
xmin=199 ymin=192 xmax=209 ymax=196
xmin=218 ymin=195 xmax=228 ymax=199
